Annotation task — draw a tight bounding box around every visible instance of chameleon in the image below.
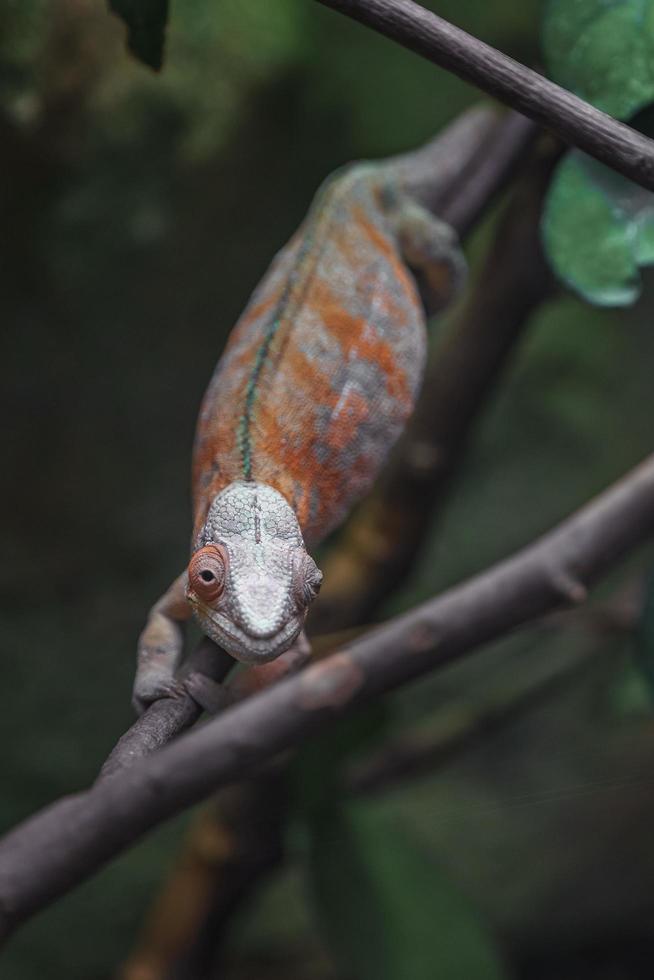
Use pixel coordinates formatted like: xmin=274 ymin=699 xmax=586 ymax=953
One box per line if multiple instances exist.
xmin=133 ymin=106 xmax=497 ymax=712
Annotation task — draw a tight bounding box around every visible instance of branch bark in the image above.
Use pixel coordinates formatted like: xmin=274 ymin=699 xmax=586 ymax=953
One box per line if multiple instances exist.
xmin=315 ymin=0 xmax=654 ymax=192
xmin=1 ymin=453 xmax=654 ymax=939
xmin=348 ymin=610 xmax=631 ymax=796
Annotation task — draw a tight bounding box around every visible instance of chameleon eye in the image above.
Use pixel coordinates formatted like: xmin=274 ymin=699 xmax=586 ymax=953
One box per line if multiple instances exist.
xmin=188 ymin=545 xmax=227 ymax=603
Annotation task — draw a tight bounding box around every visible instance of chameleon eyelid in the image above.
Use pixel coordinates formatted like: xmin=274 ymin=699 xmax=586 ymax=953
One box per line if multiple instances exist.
xmin=188 ymin=545 xmax=228 ymax=602
xmin=291 ymin=552 xmax=322 ymax=605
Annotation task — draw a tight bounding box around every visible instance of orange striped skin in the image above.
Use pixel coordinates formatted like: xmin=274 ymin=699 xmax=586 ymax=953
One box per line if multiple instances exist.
xmin=134 ymin=121 xmax=473 ymax=701
xmin=192 ymin=165 xmax=428 ymax=548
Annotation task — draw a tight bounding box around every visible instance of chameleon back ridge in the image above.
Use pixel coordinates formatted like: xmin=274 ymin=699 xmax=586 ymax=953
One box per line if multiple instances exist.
xmin=192 ymin=166 xmax=426 ymax=547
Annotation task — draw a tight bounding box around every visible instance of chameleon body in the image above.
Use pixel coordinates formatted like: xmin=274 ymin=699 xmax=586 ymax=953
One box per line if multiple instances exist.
xmin=193 ymin=168 xmax=430 ymax=548
xmin=133 ymin=108 xmax=495 ymax=710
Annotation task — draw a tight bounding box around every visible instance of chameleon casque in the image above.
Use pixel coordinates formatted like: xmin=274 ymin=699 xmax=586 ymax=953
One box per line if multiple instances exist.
xmin=133 ymin=108 xmax=495 ymax=711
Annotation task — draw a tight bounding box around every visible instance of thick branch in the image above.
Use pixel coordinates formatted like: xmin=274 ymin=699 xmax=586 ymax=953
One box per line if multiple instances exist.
xmin=1 ymin=454 xmax=654 ymax=937
xmin=315 ymin=0 xmax=654 ymax=192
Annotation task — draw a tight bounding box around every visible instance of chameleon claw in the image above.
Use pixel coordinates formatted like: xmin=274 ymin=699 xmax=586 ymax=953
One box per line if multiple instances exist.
xmin=131 ymin=675 xmax=187 ymax=716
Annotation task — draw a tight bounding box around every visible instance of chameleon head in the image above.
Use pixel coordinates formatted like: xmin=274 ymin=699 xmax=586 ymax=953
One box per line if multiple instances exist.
xmin=186 ymin=481 xmax=322 ymax=664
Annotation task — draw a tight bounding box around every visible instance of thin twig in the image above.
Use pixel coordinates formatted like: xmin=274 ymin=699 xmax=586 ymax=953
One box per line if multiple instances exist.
xmin=1 ymin=453 xmax=654 ymax=938
xmin=315 ymin=0 xmax=654 ymax=192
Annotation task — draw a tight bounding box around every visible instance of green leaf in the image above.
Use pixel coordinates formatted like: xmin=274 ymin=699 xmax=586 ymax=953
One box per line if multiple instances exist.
xmin=108 ymin=0 xmax=169 ymax=70
xmin=307 ymin=801 xmax=507 ymax=980
xmin=543 ymin=0 xmax=654 ymax=119
xmin=542 ymin=149 xmax=654 ymax=306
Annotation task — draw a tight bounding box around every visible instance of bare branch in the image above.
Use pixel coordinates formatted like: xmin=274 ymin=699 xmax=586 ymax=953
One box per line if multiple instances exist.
xmin=315 ymin=0 xmax=654 ymax=192
xmin=1 ymin=454 xmax=654 ymax=938
xmin=348 ymin=609 xmax=631 ymax=796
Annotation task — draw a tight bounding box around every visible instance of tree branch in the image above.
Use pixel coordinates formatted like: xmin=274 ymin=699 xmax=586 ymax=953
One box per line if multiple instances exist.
xmin=315 ymin=0 xmax=654 ymax=192
xmin=1 ymin=454 xmax=654 ymax=938
xmin=348 ymin=608 xmax=632 ymax=796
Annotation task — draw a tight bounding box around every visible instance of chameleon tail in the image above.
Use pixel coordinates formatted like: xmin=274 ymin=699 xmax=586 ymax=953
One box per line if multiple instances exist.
xmin=385 ymin=104 xmax=499 ymax=213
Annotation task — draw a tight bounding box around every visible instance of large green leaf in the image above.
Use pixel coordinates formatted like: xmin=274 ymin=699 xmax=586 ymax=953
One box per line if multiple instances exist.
xmin=307 ymin=801 xmax=507 ymax=980
xmin=108 ymin=0 xmax=169 ymax=70
xmin=542 ymin=149 xmax=654 ymax=306
xmin=543 ymin=0 xmax=654 ymax=119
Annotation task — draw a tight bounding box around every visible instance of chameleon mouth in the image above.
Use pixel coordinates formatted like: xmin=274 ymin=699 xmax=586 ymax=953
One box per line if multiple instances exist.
xmin=189 ymin=597 xmax=303 ymax=664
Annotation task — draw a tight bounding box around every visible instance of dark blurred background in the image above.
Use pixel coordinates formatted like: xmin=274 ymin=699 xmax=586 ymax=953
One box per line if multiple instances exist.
xmin=3 ymin=2 xmax=654 ymax=978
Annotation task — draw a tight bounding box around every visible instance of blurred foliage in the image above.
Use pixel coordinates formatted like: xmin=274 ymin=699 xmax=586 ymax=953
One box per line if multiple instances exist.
xmin=542 ymin=0 xmax=654 ymax=306
xmin=2 ymin=1 xmax=654 ymax=979
xmin=108 ymin=0 xmax=169 ymax=70
xmin=294 ymin=711 xmax=507 ymax=979
xmin=308 ymin=800 xmax=507 ymax=980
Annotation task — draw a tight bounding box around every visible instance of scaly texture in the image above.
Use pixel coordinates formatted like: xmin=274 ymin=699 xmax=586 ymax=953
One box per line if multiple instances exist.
xmin=135 ymin=118 xmax=473 ymax=699
xmin=192 ymin=166 xmax=425 ymax=546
